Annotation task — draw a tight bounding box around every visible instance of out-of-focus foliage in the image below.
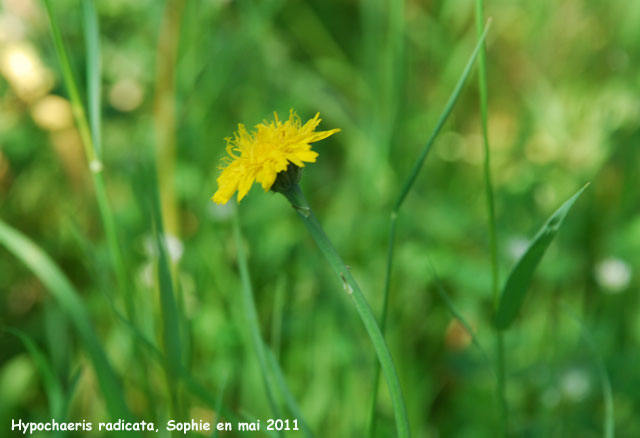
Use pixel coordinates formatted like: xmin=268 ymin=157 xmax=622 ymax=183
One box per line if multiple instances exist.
xmin=1 ymin=0 xmax=638 ymax=436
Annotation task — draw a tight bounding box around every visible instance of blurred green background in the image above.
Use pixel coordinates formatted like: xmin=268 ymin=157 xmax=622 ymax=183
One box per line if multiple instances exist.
xmin=1 ymin=0 xmax=638 ymax=436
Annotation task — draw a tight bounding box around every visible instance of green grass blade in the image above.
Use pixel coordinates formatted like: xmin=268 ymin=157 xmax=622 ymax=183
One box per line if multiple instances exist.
xmin=42 ymin=0 xmax=95 ymax=164
xmin=62 ymin=366 xmax=83 ymax=419
xmin=393 ymin=20 xmax=492 ymax=212
xmin=265 ymin=347 xmax=314 ymax=438
xmin=369 ymin=21 xmax=492 ymax=436
xmin=211 ymin=373 xmax=228 ymax=438
xmin=44 ymin=0 xmax=132 ymax=320
xmin=474 ymin=0 xmax=498 ymax=308
xmin=270 ymin=276 xmax=286 ymax=360
xmin=82 ymin=0 xmax=102 ymax=158
xmin=232 ymin=211 xmax=284 ymax=434
xmin=494 ymin=184 xmax=589 ymax=330
xmin=474 ymin=2 xmax=506 ymax=433
xmin=424 ymin=257 xmax=494 ymax=375
xmin=563 ymin=304 xmax=615 ymax=438
xmin=145 ymin=166 xmax=184 ymax=414
xmin=6 ymin=328 xmax=65 ymax=419
xmin=0 ymin=220 xmax=135 ymax=431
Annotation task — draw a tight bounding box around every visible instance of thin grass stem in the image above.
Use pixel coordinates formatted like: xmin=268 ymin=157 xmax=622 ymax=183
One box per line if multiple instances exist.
xmin=563 ymin=304 xmax=615 ymax=438
xmin=474 ymin=1 xmax=506 ymax=432
xmin=232 ymin=211 xmax=284 ymax=437
xmin=43 ymin=0 xmax=132 ymax=320
xmin=368 ymin=22 xmax=492 ymax=436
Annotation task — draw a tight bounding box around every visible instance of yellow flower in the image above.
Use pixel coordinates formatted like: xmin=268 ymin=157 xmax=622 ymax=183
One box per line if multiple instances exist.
xmin=211 ymin=110 xmax=339 ymax=204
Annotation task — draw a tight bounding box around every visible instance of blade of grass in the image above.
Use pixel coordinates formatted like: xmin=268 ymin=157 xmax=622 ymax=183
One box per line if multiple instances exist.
xmin=424 ymin=256 xmax=494 ymax=375
xmin=473 ymin=1 xmax=506 ymax=433
xmin=494 ymin=184 xmax=589 ymax=329
xmin=62 ymin=366 xmax=83 ymax=419
xmin=563 ymin=304 xmax=615 ymax=438
xmin=265 ymin=347 xmax=314 ymax=438
xmin=474 ymin=0 xmax=498 ymax=308
xmin=270 ymin=276 xmax=286 ymax=360
xmin=6 ymin=328 xmax=65 ymax=420
xmin=0 ymin=220 xmax=136 ymax=433
xmin=146 ymin=166 xmax=184 ymax=419
xmin=82 ymin=0 xmax=101 ymax=159
xmin=43 ymin=0 xmax=132 ymax=321
xmin=368 ymin=21 xmax=492 ymax=436
xmin=232 ymin=211 xmax=284 ymax=437
xmin=392 ymin=21 xmax=492 ymax=211
xmin=153 ymin=0 xmax=186 ymax=236
xmin=211 ymin=372 xmax=228 ymax=438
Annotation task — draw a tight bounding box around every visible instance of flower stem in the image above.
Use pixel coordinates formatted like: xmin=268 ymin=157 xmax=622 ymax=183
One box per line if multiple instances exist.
xmin=282 ymin=184 xmax=410 ymax=438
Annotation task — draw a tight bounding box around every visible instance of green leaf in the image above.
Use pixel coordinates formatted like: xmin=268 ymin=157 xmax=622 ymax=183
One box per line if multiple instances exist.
xmin=563 ymin=304 xmax=615 ymax=438
xmin=6 ymin=328 xmax=65 ymax=420
xmin=494 ymin=184 xmax=589 ymax=330
xmin=0 ymin=220 xmax=136 ymax=433
xmin=143 ymin=163 xmax=184 ymax=410
xmin=265 ymin=347 xmax=314 ymax=438
xmin=82 ymin=0 xmax=102 ymax=158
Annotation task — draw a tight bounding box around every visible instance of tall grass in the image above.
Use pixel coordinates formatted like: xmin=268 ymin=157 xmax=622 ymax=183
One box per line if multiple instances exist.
xmin=368 ymin=21 xmax=492 ymax=437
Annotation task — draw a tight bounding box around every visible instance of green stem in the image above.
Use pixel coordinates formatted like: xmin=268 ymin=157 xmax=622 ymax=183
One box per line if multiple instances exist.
xmin=44 ymin=0 xmax=132 ymax=320
xmin=496 ymin=331 xmax=507 ymax=436
xmin=282 ymin=185 xmax=410 ymax=438
xmin=367 ymin=212 xmax=397 ymax=435
xmin=232 ymin=212 xmax=284 ymax=438
xmin=474 ymin=0 xmax=506 ymax=433
xmin=368 ymin=22 xmax=492 ymax=437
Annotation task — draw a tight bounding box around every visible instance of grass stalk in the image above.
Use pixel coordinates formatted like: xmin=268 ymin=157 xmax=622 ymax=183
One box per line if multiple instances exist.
xmin=153 ymin=0 xmax=186 ymax=236
xmin=368 ymin=22 xmax=492 ymax=436
xmin=0 ymin=220 xmax=135 ymax=433
xmin=282 ymin=184 xmax=410 ymax=438
xmin=82 ymin=0 xmax=102 ymax=159
xmin=563 ymin=304 xmax=615 ymax=438
xmin=232 ymin=211 xmax=284 ymax=437
xmin=43 ymin=0 xmax=132 ymax=320
xmin=474 ymin=1 xmax=506 ymax=433
xmin=230 ymin=218 xmax=314 ymax=436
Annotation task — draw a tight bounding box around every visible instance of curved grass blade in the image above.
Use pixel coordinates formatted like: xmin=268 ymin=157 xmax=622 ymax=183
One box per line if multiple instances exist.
xmin=369 ymin=21 xmax=492 ymax=436
xmin=424 ymin=257 xmax=494 ymax=376
xmin=44 ymin=0 xmax=133 ymax=321
xmin=232 ymin=212 xmax=284 ymax=437
xmin=211 ymin=373 xmax=228 ymax=438
xmin=0 ymin=220 xmax=135 ymax=432
xmin=265 ymin=347 xmax=314 ymax=438
xmin=563 ymin=304 xmax=615 ymax=438
xmin=494 ymin=184 xmax=589 ymax=330
xmin=6 ymin=328 xmax=65 ymax=420
xmin=62 ymin=366 xmax=83 ymax=419
xmin=142 ymin=164 xmax=184 ymax=416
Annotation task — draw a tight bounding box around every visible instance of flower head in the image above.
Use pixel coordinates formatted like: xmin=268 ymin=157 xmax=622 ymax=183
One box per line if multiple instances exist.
xmin=212 ymin=110 xmax=339 ymax=204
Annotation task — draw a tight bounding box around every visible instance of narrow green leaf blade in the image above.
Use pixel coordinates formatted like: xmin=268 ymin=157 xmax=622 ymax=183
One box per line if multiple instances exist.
xmin=7 ymin=328 xmax=65 ymax=419
xmin=563 ymin=304 xmax=615 ymax=438
xmin=494 ymin=184 xmax=589 ymax=330
xmin=0 ymin=220 xmax=135 ymax=432
xmin=144 ymin=164 xmax=184 ymax=382
xmin=82 ymin=0 xmax=102 ymax=158
xmin=265 ymin=347 xmax=314 ymax=438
